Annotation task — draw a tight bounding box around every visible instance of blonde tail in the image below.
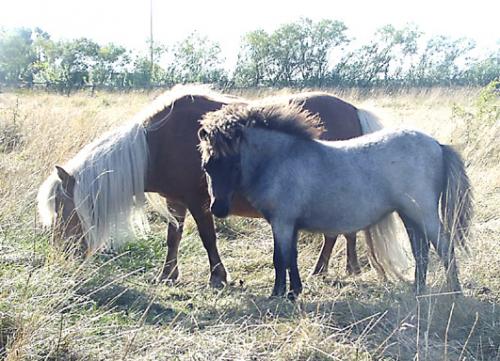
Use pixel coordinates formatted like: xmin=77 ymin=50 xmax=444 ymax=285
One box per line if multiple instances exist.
xmin=358 ymin=108 xmax=413 ymax=280
xmin=367 ymin=214 xmax=414 ymax=281
xmin=358 ymin=108 xmax=384 ymax=134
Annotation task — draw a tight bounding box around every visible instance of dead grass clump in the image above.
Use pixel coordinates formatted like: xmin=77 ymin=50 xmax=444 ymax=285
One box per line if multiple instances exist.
xmin=0 ymin=312 xmax=16 ymax=358
xmin=0 ymin=120 xmax=23 ymax=153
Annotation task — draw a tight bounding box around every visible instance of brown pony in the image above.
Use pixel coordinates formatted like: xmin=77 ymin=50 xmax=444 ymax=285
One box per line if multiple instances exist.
xmin=37 ymin=86 xmax=388 ymax=287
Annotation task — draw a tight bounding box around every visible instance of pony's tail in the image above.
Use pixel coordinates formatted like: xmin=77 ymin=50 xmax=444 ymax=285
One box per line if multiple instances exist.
xmin=440 ymin=145 xmax=473 ymax=251
xmin=366 ymin=214 xmax=413 ymax=281
xmin=358 ymin=108 xmax=384 ymax=134
xmin=146 ymin=193 xmax=179 ymax=228
xmin=357 ymin=108 xmax=413 ymax=280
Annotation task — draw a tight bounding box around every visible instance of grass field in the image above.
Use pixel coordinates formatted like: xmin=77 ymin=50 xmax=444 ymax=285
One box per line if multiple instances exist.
xmin=0 ymin=86 xmax=498 ymax=360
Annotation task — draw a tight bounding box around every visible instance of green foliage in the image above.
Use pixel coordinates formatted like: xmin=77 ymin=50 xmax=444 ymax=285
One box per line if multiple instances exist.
xmin=90 ymin=44 xmax=130 ymax=87
xmin=475 ymin=80 xmax=500 ymax=123
xmin=0 ymin=22 xmax=498 ymax=91
xmin=234 ymin=29 xmax=272 ymax=87
xmin=335 ymin=24 xmax=421 ymax=86
xmin=166 ymin=32 xmax=227 ymax=85
xmin=410 ymin=35 xmax=477 ymax=86
xmin=464 ymin=51 xmax=500 ymax=85
xmin=234 ymin=18 xmax=349 ymax=87
xmin=452 ymin=81 xmax=499 ymax=165
xmin=0 ymin=28 xmax=38 ymax=86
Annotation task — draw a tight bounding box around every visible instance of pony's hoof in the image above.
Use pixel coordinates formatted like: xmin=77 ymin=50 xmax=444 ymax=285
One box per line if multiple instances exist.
xmin=311 ymin=264 xmax=328 ymax=276
xmin=155 ymin=275 xmax=178 ymax=286
xmin=157 ymin=266 xmax=179 ymax=285
xmin=346 ymin=266 xmax=361 ymax=276
xmin=209 ymin=275 xmax=227 ymax=289
xmin=287 ymin=291 xmax=298 ymax=302
xmin=448 ymin=284 xmax=463 ymax=298
xmin=271 ymin=286 xmax=286 ymax=298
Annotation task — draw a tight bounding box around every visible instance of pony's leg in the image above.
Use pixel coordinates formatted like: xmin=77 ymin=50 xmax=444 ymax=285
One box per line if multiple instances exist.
xmin=272 ymin=241 xmax=287 ymax=297
xmin=345 ymin=233 xmax=361 ymax=275
xmin=311 ymin=234 xmax=338 ymax=275
xmin=288 ymin=227 xmax=302 ymax=298
xmin=190 ymin=206 xmax=228 ymax=288
xmin=271 ymin=221 xmax=298 ymax=297
xmin=400 ymin=214 xmax=429 ymax=295
xmin=157 ymin=201 xmax=187 ymax=283
xmin=428 ymin=223 xmax=462 ymax=294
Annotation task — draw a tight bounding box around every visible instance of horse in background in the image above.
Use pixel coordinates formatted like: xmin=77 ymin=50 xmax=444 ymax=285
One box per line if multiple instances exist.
xmin=37 ymin=86 xmax=404 ymax=287
xmin=198 ymin=103 xmax=473 ymax=298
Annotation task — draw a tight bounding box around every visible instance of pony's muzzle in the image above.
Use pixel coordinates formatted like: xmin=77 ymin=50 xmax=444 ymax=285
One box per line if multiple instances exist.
xmin=210 ymin=199 xmax=230 ymax=218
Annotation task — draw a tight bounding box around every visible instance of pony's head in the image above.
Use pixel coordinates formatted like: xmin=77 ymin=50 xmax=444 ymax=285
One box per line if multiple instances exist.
xmin=198 ymin=105 xmax=248 ymax=218
xmin=198 ymin=103 xmax=323 ymax=218
xmin=200 ymin=150 xmax=241 ymax=218
xmin=37 ymin=165 xmax=87 ymax=255
xmin=37 ymin=121 xmax=150 ymax=256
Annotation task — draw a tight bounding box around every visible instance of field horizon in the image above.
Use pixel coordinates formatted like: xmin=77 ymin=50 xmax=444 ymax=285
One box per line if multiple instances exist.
xmin=0 ymin=85 xmax=498 ymax=360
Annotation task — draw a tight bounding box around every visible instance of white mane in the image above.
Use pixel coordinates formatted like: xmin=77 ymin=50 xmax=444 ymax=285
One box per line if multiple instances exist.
xmin=37 ymin=121 xmax=149 ymax=253
xmin=37 ymin=84 xmax=239 ymax=253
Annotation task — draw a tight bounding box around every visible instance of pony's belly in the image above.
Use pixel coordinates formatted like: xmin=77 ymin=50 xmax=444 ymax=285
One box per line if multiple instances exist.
xmin=299 ymin=204 xmax=392 ymax=235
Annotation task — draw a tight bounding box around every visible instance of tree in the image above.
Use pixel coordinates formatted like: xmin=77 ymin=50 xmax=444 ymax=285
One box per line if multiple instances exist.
xmin=410 ymin=35 xmax=476 ymax=85
xmin=297 ymin=19 xmax=349 ymax=86
xmin=0 ymin=28 xmax=38 ymax=86
xmin=464 ymin=51 xmax=500 ymax=85
xmin=235 ymin=19 xmax=349 ymax=87
xmin=34 ymin=38 xmax=100 ymax=92
xmin=267 ymin=22 xmax=303 ymax=86
xmin=90 ymin=44 xmax=130 ymax=88
xmin=335 ymin=24 xmax=421 ymax=86
xmin=166 ymin=32 xmax=227 ymax=85
xmin=234 ymin=29 xmax=272 ymax=87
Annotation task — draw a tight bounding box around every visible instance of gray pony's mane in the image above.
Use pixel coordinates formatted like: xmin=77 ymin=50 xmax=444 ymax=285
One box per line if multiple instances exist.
xmin=199 ymin=103 xmax=323 ymax=161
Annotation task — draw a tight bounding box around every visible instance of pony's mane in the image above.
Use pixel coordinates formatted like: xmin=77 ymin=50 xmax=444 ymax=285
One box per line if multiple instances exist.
xmin=37 ymin=121 xmax=149 ymax=253
xmin=38 ymin=85 xmax=238 ymax=252
xmin=199 ymin=103 xmax=323 ymax=161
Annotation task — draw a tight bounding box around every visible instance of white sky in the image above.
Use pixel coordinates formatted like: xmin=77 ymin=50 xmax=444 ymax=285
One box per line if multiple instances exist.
xmin=1 ymin=0 xmax=498 ymax=68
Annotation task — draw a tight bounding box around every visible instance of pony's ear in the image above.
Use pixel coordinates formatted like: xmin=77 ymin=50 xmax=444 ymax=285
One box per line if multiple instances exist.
xmin=198 ymin=128 xmax=208 ymax=141
xmin=55 ymin=165 xmax=75 ymax=192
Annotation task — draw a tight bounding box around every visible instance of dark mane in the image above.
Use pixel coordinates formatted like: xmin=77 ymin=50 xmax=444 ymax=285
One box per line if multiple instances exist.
xmin=199 ymin=103 xmax=323 ymax=161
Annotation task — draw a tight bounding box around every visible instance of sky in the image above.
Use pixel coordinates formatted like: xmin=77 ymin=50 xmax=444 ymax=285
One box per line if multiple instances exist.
xmin=0 ymin=0 xmax=498 ymax=67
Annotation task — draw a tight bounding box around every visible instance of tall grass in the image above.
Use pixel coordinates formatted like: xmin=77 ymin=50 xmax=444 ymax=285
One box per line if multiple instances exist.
xmin=0 ymin=86 xmax=498 ymax=360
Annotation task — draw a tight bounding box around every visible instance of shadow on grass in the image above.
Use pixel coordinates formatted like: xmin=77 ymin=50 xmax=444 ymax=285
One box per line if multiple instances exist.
xmin=72 ymin=238 xmax=499 ymax=359
xmin=164 ymin=281 xmax=500 ymax=360
xmin=75 ymin=282 xmax=178 ymax=325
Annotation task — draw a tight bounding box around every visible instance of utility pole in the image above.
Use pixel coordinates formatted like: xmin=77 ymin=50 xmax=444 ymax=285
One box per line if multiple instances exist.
xmin=150 ymin=0 xmax=154 ymax=86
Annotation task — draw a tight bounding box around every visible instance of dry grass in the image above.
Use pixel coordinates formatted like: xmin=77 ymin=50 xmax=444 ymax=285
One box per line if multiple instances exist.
xmin=0 ymin=86 xmax=498 ymax=360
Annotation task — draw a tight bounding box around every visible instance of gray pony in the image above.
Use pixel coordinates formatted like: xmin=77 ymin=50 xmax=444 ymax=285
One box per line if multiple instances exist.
xmin=198 ymin=103 xmax=473 ymax=299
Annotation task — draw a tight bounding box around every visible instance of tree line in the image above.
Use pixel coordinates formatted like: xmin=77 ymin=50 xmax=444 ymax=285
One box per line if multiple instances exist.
xmin=0 ymin=19 xmax=498 ymax=93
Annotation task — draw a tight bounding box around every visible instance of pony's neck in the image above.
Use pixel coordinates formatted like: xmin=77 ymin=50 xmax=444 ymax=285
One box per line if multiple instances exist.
xmin=244 ymin=127 xmax=298 ymax=155
xmin=238 ymin=128 xmax=302 ymax=196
